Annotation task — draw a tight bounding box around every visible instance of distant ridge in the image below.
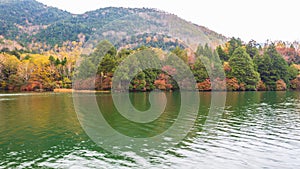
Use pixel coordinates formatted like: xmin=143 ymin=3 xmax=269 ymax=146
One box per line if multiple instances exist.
xmin=0 ymin=0 xmax=227 ymax=50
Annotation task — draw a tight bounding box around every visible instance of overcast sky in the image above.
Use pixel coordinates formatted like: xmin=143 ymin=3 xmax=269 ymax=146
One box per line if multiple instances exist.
xmin=36 ymin=0 xmax=300 ymax=43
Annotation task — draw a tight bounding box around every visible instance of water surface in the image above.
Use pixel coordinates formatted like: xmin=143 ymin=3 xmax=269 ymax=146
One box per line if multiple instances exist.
xmin=0 ymin=91 xmax=299 ymax=168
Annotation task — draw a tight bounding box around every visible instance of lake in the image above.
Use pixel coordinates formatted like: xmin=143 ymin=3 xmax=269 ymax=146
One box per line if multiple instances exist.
xmin=0 ymin=91 xmax=299 ymax=168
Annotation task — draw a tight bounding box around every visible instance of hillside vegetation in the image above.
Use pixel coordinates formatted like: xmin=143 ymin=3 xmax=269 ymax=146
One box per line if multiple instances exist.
xmin=0 ymin=0 xmax=226 ymax=51
xmin=1 ymin=0 xmax=300 ymax=92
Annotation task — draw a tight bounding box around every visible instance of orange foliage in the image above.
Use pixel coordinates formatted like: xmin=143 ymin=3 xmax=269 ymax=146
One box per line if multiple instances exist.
xmin=239 ymin=83 xmax=246 ymax=91
xmin=226 ymin=78 xmax=239 ymax=91
xmin=223 ymin=62 xmax=231 ymax=73
xmin=291 ymin=76 xmax=300 ymax=90
xmin=256 ymin=80 xmax=267 ymax=91
xmin=276 ymin=79 xmax=287 ymax=91
xmin=154 ymin=73 xmax=173 ymax=90
xmin=146 ymin=36 xmax=151 ymax=43
xmin=197 ymin=79 xmax=211 ymax=91
xmin=20 ymin=81 xmax=43 ymax=91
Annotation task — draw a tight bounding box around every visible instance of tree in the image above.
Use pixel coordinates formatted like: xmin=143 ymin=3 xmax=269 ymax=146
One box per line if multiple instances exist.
xmin=227 ymin=37 xmax=243 ymax=56
xmin=76 ymin=59 xmax=97 ymax=79
xmin=1 ymin=54 xmax=20 ymax=83
xmin=216 ymin=45 xmax=229 ymax=62
xmin=288 ymin=64 xmax=299 ymax=81
xmin=61 ymin=57 xmax=67 ymax=66
xmin=229 ymin=47 xmax=260 ymax=90
xmin=171 ymin=46 xmax=188 ymax=64
xmin=196 ymin=44 xmax=224 ymax=79
xmin=246 ymin=40 xmax=259 ymax=58
xmin=18 ymin=60 xmax=33 ymax=82
xmin=29 ymin=55 xmax=58 ymax=90
xmin=266 ymin=44 xmax=289 ymax=84
xmin=192 ymin=57 xmax=208 ymax=82
xmin=254 ymin=54 xmax=276 ymax=89
xmin=254 ymin=44 xmax=289 ymax=90
xmin=55 ymin=58 xmax=61 ymax=66
xmin=48 ymin=55 xmax=55 ymax=63
xmin=98 ymin=54 xmax=117 ymax=75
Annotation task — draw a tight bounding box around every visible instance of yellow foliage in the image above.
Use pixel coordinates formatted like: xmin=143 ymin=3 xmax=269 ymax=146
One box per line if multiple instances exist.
xmin=292 ymin=64 xmax=300 ymax=71
xmin=223 ymin=62 xmax=231 ymax=72
xmin=30 ymin=54 xmax=50 ymax=66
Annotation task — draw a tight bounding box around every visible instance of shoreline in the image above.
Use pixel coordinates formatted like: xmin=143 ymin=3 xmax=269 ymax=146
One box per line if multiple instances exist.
xmin=0 ymin=88 xmax=296 ymax=93
xmin=53 ymin=89 xmax=111 ymax=93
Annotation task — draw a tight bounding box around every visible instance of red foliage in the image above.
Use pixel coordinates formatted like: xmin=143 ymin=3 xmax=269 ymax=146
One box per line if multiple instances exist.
xmin=277 ymin=47 xmax=295 ymax=61
xmin=162 ymin=65 xmax=176 ymax=76
xmin=275 ymin=44 xmax=298 ymax=63
xmin=226 ymin=78 xmax=239 ymax=91
xmin=197 ymin=79 xmax=211 ymax=91
xmin=276 ymin=79 xmax=287 ymax=91
xmin=291 ymin=76 xmax=300 ymax=90
xmin=256 ymin=80 xmax=267 ymax=91
xmin=20 ymin=81 xmax=43 ymax=91
xmin=154 ymin=73 xmax=173 ymax=90
xmin=211 ymin=78 xmax=227 ymax=91
xmin=239 ymin=83 xmax=246 ymax=91
xmin=197 ymin=78 xmax=229 ymax=91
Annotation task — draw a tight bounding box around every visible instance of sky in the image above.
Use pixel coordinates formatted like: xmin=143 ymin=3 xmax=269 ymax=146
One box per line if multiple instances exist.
xmin=36 ymin=0 xmax=300 ymax=43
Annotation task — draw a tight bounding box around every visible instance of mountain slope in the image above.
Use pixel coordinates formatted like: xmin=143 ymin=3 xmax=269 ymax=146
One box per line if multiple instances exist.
xmin=0 ymin=0 xmax=227 ymax=50
xmin=0 ymin=0 xmax=71 ymax=43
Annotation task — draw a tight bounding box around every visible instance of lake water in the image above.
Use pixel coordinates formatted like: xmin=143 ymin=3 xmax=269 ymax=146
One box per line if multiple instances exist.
xmin=0 ymin=91 xmax=299 ymax=168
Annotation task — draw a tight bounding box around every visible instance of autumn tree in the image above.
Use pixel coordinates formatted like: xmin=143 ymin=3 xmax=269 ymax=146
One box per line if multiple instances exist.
xmin=1 ymin=54 xmax=20 ymax=87
xmin=18 ymin=59 xmax=33 ymax=83
xmin=29 ymin=55 xmax=58 ymax=90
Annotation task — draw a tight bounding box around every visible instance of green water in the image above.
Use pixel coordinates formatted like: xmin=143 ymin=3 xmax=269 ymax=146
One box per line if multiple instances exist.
xmin=0 ymin=92 xmax=300 ymax=168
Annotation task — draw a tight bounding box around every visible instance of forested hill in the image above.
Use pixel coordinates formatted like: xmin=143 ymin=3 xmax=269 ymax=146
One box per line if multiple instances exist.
xmin=0 ymin=0 xmax=70 ymax=46
xmin=0 ymin=0 xmax=227 ymax=51
xmin=2 ymin=1 xmax=300 ymax=93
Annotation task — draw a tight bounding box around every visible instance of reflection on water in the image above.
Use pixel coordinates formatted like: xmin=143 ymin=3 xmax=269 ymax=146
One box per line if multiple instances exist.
xmin=0 ymin=91 xmax=299 ymax=168
xmin=98 ymin=92 xmax=181 ymax=138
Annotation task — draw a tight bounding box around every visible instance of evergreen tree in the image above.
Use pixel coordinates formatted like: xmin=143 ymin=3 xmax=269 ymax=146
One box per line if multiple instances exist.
xmin=228 ymin=37 xmax=243 ymax=56
xmin=229 ymin=47 xmax=260 ymax=90
xmin=171 ymin=46 xmax=188 ymax=64
xmin=254 ymin=44 xmax=289 ymax=90
xmin=216 ymin=45 xmax=229 ymax=62
xmin=192 ymin=57 xmax=209 ymax=82
xmin=196 ymin=44 xmax=224 ymax=79
xmin=266 ymin=44 xmax=289 ymax=84
xmin=48 ymin=55 xmax=55 ymax=63
xmin=246 ymin=40 xmax=259 ymax=58
xmin=254 ymin=54 xmax=276 ymax=89
xmin=55 ymin=58 xmax=61 ymax=66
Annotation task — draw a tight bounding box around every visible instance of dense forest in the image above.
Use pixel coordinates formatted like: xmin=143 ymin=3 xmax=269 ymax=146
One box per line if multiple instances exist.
xmin=1 ymin=37 xmax=300 ymax=92
xmin=0 ymin=0 xmax=226 ymax=51
xmin=1 ymin=0 xmax=300 ymax=92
